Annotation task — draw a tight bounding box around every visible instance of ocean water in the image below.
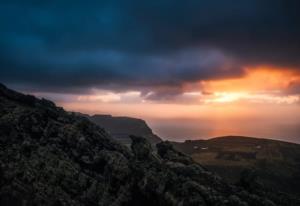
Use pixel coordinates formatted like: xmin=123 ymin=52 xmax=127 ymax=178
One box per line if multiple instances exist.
xmin=148 ymin=118 xmax=300 ymax=144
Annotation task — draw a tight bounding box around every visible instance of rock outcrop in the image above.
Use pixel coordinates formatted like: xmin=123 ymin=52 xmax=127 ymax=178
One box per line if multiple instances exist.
xmin=0 ymin=83 xmax=298 ymax=206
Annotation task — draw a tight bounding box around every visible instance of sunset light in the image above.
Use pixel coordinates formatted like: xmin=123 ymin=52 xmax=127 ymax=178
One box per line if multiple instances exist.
xmin=1 ymin=1 xmax=300 ymax=203
xmin=1 ymin=1 xmax=300 ymax=143
xmin=205 ymin=92 xmax=248 ymax=103
xmin=202 ymin=67 xmax=300 ymax=92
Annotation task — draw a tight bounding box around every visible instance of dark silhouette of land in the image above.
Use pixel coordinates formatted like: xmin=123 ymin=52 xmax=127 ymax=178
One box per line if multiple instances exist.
xmin=1 ymin=83 xmax=299 ymax=206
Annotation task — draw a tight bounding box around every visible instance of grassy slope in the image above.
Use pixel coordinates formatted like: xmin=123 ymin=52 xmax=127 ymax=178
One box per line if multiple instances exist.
xmin=172 ymin=136 xmax=300 ymax=196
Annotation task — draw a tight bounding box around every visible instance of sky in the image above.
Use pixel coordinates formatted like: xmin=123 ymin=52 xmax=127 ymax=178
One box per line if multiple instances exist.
xmin=1 ymin=1 xmax=300 ymax=142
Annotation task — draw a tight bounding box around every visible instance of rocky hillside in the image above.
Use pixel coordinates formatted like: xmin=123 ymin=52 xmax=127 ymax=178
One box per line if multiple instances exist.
xmin=88 ymin=114 xmax=162 ymax=145
xmin=0 ymin=83 xmax=299 ymax=206
xmin=172 ymin=136 xmax=300 ymax=196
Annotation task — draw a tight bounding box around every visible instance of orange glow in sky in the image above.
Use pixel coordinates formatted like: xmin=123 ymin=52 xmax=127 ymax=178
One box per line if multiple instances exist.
xmin=54 ymin=66 xmax=300 ymax=118
xmin=33 ymin=66 xmax=300 ymax=142
xmin=201 ymin=66 xmax=300 ymax=93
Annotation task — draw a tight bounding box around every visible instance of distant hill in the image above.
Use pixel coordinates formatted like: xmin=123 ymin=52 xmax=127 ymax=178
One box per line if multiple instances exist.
xmin=88 ymin=114 xmax=162 ymax=145
xmin=172 ymin=136 xmax=300 ymax=196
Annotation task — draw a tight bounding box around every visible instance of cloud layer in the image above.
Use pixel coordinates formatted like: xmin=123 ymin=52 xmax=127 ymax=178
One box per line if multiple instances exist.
xmin=0 ymin=0 xmax=300 ymax=99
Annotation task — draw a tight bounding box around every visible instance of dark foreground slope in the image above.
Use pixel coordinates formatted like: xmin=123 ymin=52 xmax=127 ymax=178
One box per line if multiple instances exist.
xmin=88 ymin=114 xmax=162 ymax=145
xmin=172 ymin=136 xmax=300 ymax=196
xmin=0 ymin=83 xmax=299 ymax=206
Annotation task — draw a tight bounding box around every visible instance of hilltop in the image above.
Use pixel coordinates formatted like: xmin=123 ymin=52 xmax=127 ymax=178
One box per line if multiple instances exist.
xmin=172 ymin=136 xmax=300 ymax=196
xmin=88 ymin=114 xmax=162 ymax=145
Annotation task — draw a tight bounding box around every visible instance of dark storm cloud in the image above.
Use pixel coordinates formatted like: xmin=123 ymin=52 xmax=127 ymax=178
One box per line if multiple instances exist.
xmin=0 ymin=0 xmax=299 ymax=94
